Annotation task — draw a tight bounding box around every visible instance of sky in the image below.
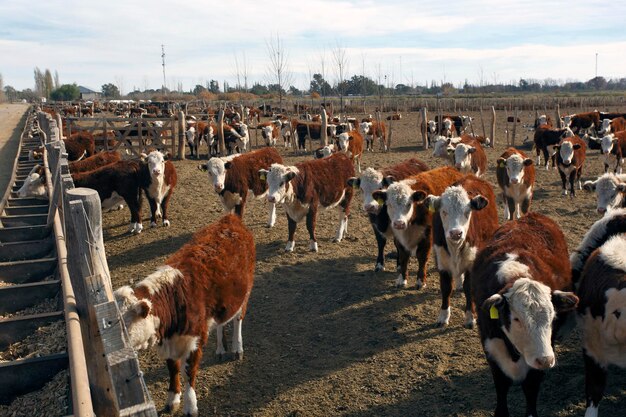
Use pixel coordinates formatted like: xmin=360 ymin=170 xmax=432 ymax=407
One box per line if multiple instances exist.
xmin=1 ymin=0 xmax=625 ymax=93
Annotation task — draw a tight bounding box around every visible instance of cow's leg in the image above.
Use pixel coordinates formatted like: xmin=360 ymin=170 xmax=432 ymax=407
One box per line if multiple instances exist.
xmin=415 ymin=235 xmax=431 ymax=290
xmin=488 ymin=360 xmax=512 ymax=417
xmin=559 ymin=170 xmax=568 ymax=196
xmin=285 ymin=216 xmax=297 ymax=252
xmin=162 ymin=192 xmax=173 ymax=226
xmin=521 ymin=196 xmax=531 ymax=216
xmin=521 ymin=369 xmax=544 ymax=417
xmin=584 ymin=350 xmax=606 ymax=417
xmin=395 ymin=241 xmax=410 ymax=288
xmin=333 ymin=208 xmax=348 ymax=243
xmin=373 ymin=224 xmax=387 ymax=272
xmin=231 ymin=311 xmax=244 ymax=360
xmin=215 ymin=324 xmax=226 ymax=358
xmin=306 ymin=207 xmax=318 ymax=252
xmin=505 ymin=196 xmax=516 ymax=221
xmin=165 ymin=359 xmax=182 ymax=412
xmin=542 ymin=148 xmax=550 ymax=170
xmin=577 ymin=166 xmax=584 ymax=192
xmin=535 ymin=146 xmax=541 ymax=166
xmin=267 ymin=202 xmax=276 ymax=228
xmin=463 ymin=270 xmax=475 ymax=328
xmin=125 ymin=194 xmax=143 ymax=234
xmin=183 ymin=347 xmax=202 ymax=417
xmin=436 ymin=270 xmax=453 ymax=327
xmin=148 ymin=198 xmax=158 ymax=227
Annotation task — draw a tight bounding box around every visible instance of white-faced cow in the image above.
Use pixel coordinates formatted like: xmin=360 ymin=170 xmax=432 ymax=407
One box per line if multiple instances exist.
xmin=426 ymin=175 xmax=499 ymax=328
xmin=556 ymin=135 xmax=587 ymax=197
xmin=583 ymin=173 xmax=626 ymax=215
xmin=144 ymin=150 xmax=177 ymax=227
xmin=114 ymin=214 xmax=255 ymax=417
xmin=496 ymin=148 xmax=535 ymax=220
xmin=335 ymin=130 xmax=364 ymax=173
xmin=347 ymin=158 xmax=430 ymax=272
xmin=261 ymin=153 xmax=354 ymax=252
xmin=472 ymin=212 xmax=578 ymax=417
xmin=372 ymin=167 xmax=464 ymax=289
xmin=452 ymin=137 xmax=487 ymax=176
xmin=533 ymin=125 xmax=574 ymax=169
xmin=597 ymin=131 xmax=626 ymax=174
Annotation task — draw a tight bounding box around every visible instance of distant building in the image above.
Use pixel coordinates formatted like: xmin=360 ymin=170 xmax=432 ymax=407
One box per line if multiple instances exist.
xmin=78 ymin=86 xmax=101 ymax=101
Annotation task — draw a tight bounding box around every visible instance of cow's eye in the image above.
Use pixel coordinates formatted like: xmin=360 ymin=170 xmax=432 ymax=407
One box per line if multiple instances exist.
xmin=441 ymin=211 xmax=448 ymax=217
xmin=513 ymin=317 xmax=520 ymax=322
xmin=614 ymin=310 xmax=622 ymax=319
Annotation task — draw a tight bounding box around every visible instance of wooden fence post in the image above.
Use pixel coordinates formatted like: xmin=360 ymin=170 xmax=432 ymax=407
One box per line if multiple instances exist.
xmin=556 ymin=103 xmax=562 ymax=129
xmin=490 ymin=106 xmax=496 ymax=148
xmin=511 ymin=107 xmax=519 ymax=146
xmin=420 ymin=107 xmax=428 ymax=149
xmin=177 ymin=111 xmax=186 ymax=160
xmin=321 ymin=107 xmax=328 ymax=146
xmin=217 ymin=108 xmax=225 ymax=155
xmin=55 ymin=113 xmax=64 ymax=139
xmin=479 ymin=107 xmax=487 ymax=139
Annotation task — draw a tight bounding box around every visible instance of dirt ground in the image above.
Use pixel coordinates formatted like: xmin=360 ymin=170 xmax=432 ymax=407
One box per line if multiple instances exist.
xmin=101 ymin=108 xmax=626 ymax=417
xmin=0 ymin=103 xmax=29 ymax=194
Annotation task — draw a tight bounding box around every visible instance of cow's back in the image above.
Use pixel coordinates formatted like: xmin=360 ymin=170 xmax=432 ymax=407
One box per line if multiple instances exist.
xmin=294 ymin=153 xmax=354 ymax=205
xmin=382 ymin=158 xmax=429 ymax=179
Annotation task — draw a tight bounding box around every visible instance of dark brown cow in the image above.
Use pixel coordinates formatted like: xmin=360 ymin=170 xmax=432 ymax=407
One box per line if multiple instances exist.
xmin=372 ymin=167 xmax=464 ymax=289
xmin=347 ymin=158 xmax=430 ymax=272
xmin=427 ymin=175 xmax=499 ymax=328
xmin=262 ymin=153 xmax=354 ymax=252
xmin=29 ymin=131 xmax=96 ymax=162
xmin=496 ymin=148 xmax=535 ymax=220
xmin=201 ymin=147 xmax=283 ymax=227
xmin=113 ymin=214 xmax=255 ymax=416
xmin=556 ymin=135 xmax=587 ymax=197
xmin=68 ymin=151 xmax=121 ymax=173
xmin=80 ymin=107 xmax=93 ymax=117
xmin=386 ymin=113 xmax=402 ymax=121
xmin=533 ymin=124 xmax=573 ymax=169
xmin=471 ymin=213 xmax=578 ymax=417
xmin=564 ymin=111 xmax=601 ymax=135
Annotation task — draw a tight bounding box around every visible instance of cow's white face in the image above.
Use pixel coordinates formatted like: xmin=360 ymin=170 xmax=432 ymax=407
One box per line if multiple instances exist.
xmin=352 ymin=168 xmax=385 ymax=214
xmin=205 ymin=157 xmax=229 ymax=192
xmin=336 ymin=132 xmax=351 ymax=152
xmin=600 ymin=119 xmax=611 ymax=135
xmin=454 ymin=143 xmax=475 ymax=172
xmin=376 ymin=181 xmax=420 ymax=230
xmin=262 ymin=125 xmax=274 ymax=144
xmin=432 ymin=136 xmax=459 ymax=158
xmin=585 ymin=174 xmax=626 ymax=214
xmin=461 ymin=116 xmax=472 ymax=127
xmin=538 ymin=115 xmax=548 ymax=126
xmin=426 ymin=186 xmax=488 ymax=244
xmin=185 ymin=127 xmax=195 ymax=144
xmin=263 ymin=163 xmax=298 ymax=204
xmin=239 ymin=124 xmax=249 ymax=137
xmin=146 ymin=150 xmax=166 ymax=177
xmin=563 ymin=115 xmax=572 ymax=127
xmin=443 ymin=119 xmax=453 ymax=130
xmin=486 ymin=279 xmax=577 ymax=370
xmin=314 ymin=144 xmax=334 ymax=159
xmin=328 ymin=124 xmax=337 ymax=138
xmin=427 ymin=120 xmax=437 ymax=133
xmin=501 ymin=154 xmax=532 ymax=184
xmin=603 ymin=287 xmax=626 ymax=344
xmin=359 ymin=122 xmax=372 ymax=136
xmin=600 ymin=135 xmax=616 ymax=155
xmin=558 ymin=141 xmax=576 ymax=165
xmin=17 ymin=172 xmax=47 ymax=199
xmin=114 ymin=286 xmax=160 ymax=350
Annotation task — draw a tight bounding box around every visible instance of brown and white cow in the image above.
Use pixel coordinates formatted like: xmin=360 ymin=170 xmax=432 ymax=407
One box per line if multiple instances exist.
xmin=16 ymin=165 xmax=47 ymax=199
xmin=144 ymin=150 xmax=177 ymax=227
xmin=533 ymin=124 xmax=574 ymax=169
xmin=583 ymin=173 xmax=626 ymax=215
xmin=386 ymin=113 xmax=402 ymax=121
xmin=359 ymin=120 xmax=387 ymax=152
xmin=575 ymin=228 xmax=626 ymax=417
xmin=335 ymin=130 xmax=364 ymax=173
xmin=563 ymin=111 xmax=601 ymax=136
xmin=432 ymin=136 xmax=460 ymax=160
xmin=294 ymin=122 xmax=338 ymax=153
xmin=452 ymin=136 xmax=487 ymax=176
xmin=596 ymin=131 xmax=626 ymax=174
xmin=496 ymin=148 xmax=535 ymax=220
xmin=68 ymin=151 xmax=122 ymax=174
xmin=200 ymin=147 xmax=283 ymax=227
xmin=29 ymin=131 xmax=96 ymax=162
xmin=114 ymin=214 xmax=255 ymax=416
xmin=261 ymin=153 xmax=354 ymax=252
xmin=556 ymin=135 xmax=587 ymax=197
xmin=426 ymin=175 xmax=498 ymax=328
xmin=258 ymin=121 xmax=280 ymax=147
xmin=347 ymin=158 xmax=430 ymax=272
xmin=471 ymin=212 xmax=578 ymax=417
xmin=372 ymin=167 xmax=464 ymax=288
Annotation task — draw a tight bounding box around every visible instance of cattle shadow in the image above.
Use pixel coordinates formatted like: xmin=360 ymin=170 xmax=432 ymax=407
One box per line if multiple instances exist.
xmin=105 ymin=232 xmax=193 ymax=270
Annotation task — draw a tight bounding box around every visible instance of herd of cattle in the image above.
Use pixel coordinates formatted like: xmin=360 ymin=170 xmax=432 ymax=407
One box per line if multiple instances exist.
xmin=17 ymin=107 xmax=626 ymax=417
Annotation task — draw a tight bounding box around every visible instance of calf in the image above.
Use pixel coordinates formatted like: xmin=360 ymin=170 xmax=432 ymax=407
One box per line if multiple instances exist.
xmin=258 ymin=121 xmax=280 ymax=147
xmin=471 ymin=212 xmax=578 ymax=417
xmin=496 ymin=148 xmax=535 ymax=220
xmin=359 ymin=121 xmax=387 ymax=152
xmin=68 ymin=151 xmax=122 ymax=174
xmin=16 ymin=165 xmax=47 ymax=199
xmin=583 ymin=173 xmax=626 ymax=215
xmin=435 ymin=114 xmax=466 ymax=136
xmin=533 ymin=125 xmax=574 ymax=169
xmin=576 ymin=232 xmax=626 ymax=417
xmin=534 ymin=114 xmax=553 ymax=129
xmin=335 ymin=130 xmax=364 ymax=173
xmin=347 ymin=158 xmax=429 ymax=272
xmin=426 ymin=175 xmax=498 ymax=328
xmin=294 ymin=122 xmax=337 ymax=153
xmin=144 ymin=150 xmax=177 ymax=227
xmin=598 ymin=131 xmax=626 ymax=174
xmin=114 ymin=214 xmax=255 ymax=417
xmin=452 ymin=137 xmax=487 ymax=176
xmin=564 ymin=111 xmax=601 ymax=136
xmin=556 ymin=135 xmax=587 ymax=197
xmin=200 ymin=147 xmax=283 ymax=227
xmin=372 ymin=167 xmax=463 ymax=288
xmin=261 ymin=153 xmax=354 ymax=252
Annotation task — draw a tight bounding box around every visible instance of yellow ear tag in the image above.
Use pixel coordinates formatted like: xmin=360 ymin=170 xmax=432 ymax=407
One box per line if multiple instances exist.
xmin=498 ymin=161 xmax=505 ymax=168
xmin=428 ymin=201 xmax=435 ymax=213
xmin=376 ymin=198 xmax=384 ymax=206
xmin=490 ymin=305 xmax=499 ymax=319
xmin=260 ymin=173 xmax=266 ymax=181
xmin=352 ymin=183 xmax=359 ymax=190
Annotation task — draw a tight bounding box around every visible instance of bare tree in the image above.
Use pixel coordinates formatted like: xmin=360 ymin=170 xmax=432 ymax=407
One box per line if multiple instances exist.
xmin=44 ymin=69 xmax=54 ymax=98
xmin=332 ymin=43 xmax=349 ymax=115
xmin=266 ymin=33 xmax=292 ymax=110
xmin=0 ymin=73 xmax=4 ymax=102
xmin=53 ymin=70 xmax=60 ymax=89
xmin=234 ymin=52 xmax=250 ymax=93
xmin=34 ymin=67 xmax=44 ymax=96
xmin=114 ymin=75 xmax=125 ymax=96
xmin=319 ymin=50 xmax=327 ymax=106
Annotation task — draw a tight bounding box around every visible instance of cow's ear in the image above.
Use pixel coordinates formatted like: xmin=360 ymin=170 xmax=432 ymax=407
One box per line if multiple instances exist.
xmin=573 ymin=144 xmax=582 ymax=150
xmin=468 ymin=146 xmax=477 ymax=154
xmin=382 ymin=175 xmax=395 ymax=187
xmin=552 ymin=290 xmax=579 ymax=313
xmin=582 ymin=181 xmax=596 ymax=191
xmin=616 ymin=183 xmax=626 ymax=193
xmin=553 ymin=145 xmax=561 ymax=151
xmin=348 ymin=135 xmax=354 ymax=141
xmin=523 ymin=158 xmax=533 ymax=166
xmin=258 ymin=169 xmax=268 ymax=180
xmin=497 ymin=157 xmax=506 ymax=168
xmin=285 ymin=172 xmax=297 ymax=182
xmin=613 ymin=138 xmax=619 ymax=145
xmin=423 ymin=195 xmax=440 ymax=212
xmin=347 ymin=177 xmax=360 ymax=189
xmin=470 ymin=195 xmax=489 ymax=211
xmin=39 ymin=175 xmax=46 ymax=184
xmin=411 ymin=190 xmax=428 ymax=203
xmin=224 ymin=162 xmax=232 ymax=169
xmin=163 ymin=152 xmax=172 ymax=160
xmin=372 ymin=190 xmax=387 ymax=203
xmin=482 ymin=293 xmax=505 ymax=313
xmin=133 ymin=300 xmax=151 ymax=319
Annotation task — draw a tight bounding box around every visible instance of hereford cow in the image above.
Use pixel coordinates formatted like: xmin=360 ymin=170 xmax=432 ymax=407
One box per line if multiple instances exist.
xmin=434 ymin=114 xmax=466 ymax=136
xmin=576 ymin=232 xmax=626 ymax=417
xmin=114 ymin=214 xmax=254 ymax=416
xmin=258 ymin=121 xmax=280 ymax=147
xmin=386 ymin=113 xmax=401 ymax=121
xmin=496 ymin=148 xmax=535 ymax=220
xmin=426 ymin=175 xmax=498 ymax=328
xmin=144 ymin=150 xmax=177 ymax=227
xmin=533 ymin=125 xmax=574 ymax=169
xmin=68 ymin=151 xmax=122 ymax=174
xmin=313 ymin=144 xmax=336 ymax=159
xmin=432 ymin=136 xmax=460 ymax=160
xmin=294 ymin=122 xmax=337 ymax=153
xmin=261 ymin=153 xmax=354 ymax=252
xmin=372 ymin=167 xmax=464 ymax=288
xmin=596 ymin=131 xmax=626 ymax=174
xmin=16 ymin=165 xmax=47 ymax=199
xmin=583 ymin=173 xmax=626 ymax=215
xmin=563 ymin=111 xmax=601 ymax=136
xmin=347 ymin=158 xmax=430 ymax=272
xmin=335 ymin=130 xmax=364 ymax=173
xmin=200 ymin=147 xmax=283 ymax=227
xmin=556 ymin=135 xmax=587 ymax=197
xmin=359 ymin=121 xmax=387 ymax=152
xmin=30 ymin=131 xmax=96 ymax=162
xmin=452 ymin=137 xmax=487 ymax=176
xmin=534 ymin=114 xmax=554 ymax=129
xmin=471 ymin=213 xmax=579 ymax=417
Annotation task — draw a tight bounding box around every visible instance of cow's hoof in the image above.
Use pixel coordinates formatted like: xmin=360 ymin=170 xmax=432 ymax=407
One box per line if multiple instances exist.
xmin=163 ymin=219 xmax=170 ymax=227
xmin=464 ymin=320 xmax=476 ymax=329
xmin=233 ymin=351 xmax=244 ymax=361
xmin=150 ymin=221 xmax=157 ymax=228
xmin=415 ymin=280 xmax=425 ymax=290
xmin=374 ymin=263 xmax=384 ymax=272
xmin=165 ymin=392 xmax=181 ymax=413
xmin=395 ymin=275 xmax=408 ymax=288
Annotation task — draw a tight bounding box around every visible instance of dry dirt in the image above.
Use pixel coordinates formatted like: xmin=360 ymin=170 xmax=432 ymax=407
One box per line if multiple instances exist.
xmin=0 ymin=103 xmax=29 ymax=194
xmin=100 ymin=109 xmax=626 ymax=417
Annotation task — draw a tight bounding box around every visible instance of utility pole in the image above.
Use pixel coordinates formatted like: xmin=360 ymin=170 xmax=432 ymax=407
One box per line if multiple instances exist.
xmin=595 ymin=52 xmax=598 ymax=78
xmin=161 ymin=44 xmax=167 ymax=93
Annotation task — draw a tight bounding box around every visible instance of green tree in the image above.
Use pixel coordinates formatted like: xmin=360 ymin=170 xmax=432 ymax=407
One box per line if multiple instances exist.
xmin=4 ymin=85 xmax=17 ymax=102
xmin=101 ymin=83 xmax=120 ymax=98
xmin=208 ymin=80 xmax=220 ymax=94
xmin=193 ymin=84 xmax=207 ymax=95
xmin=50 ymin=84 xmax=80 ymax=101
